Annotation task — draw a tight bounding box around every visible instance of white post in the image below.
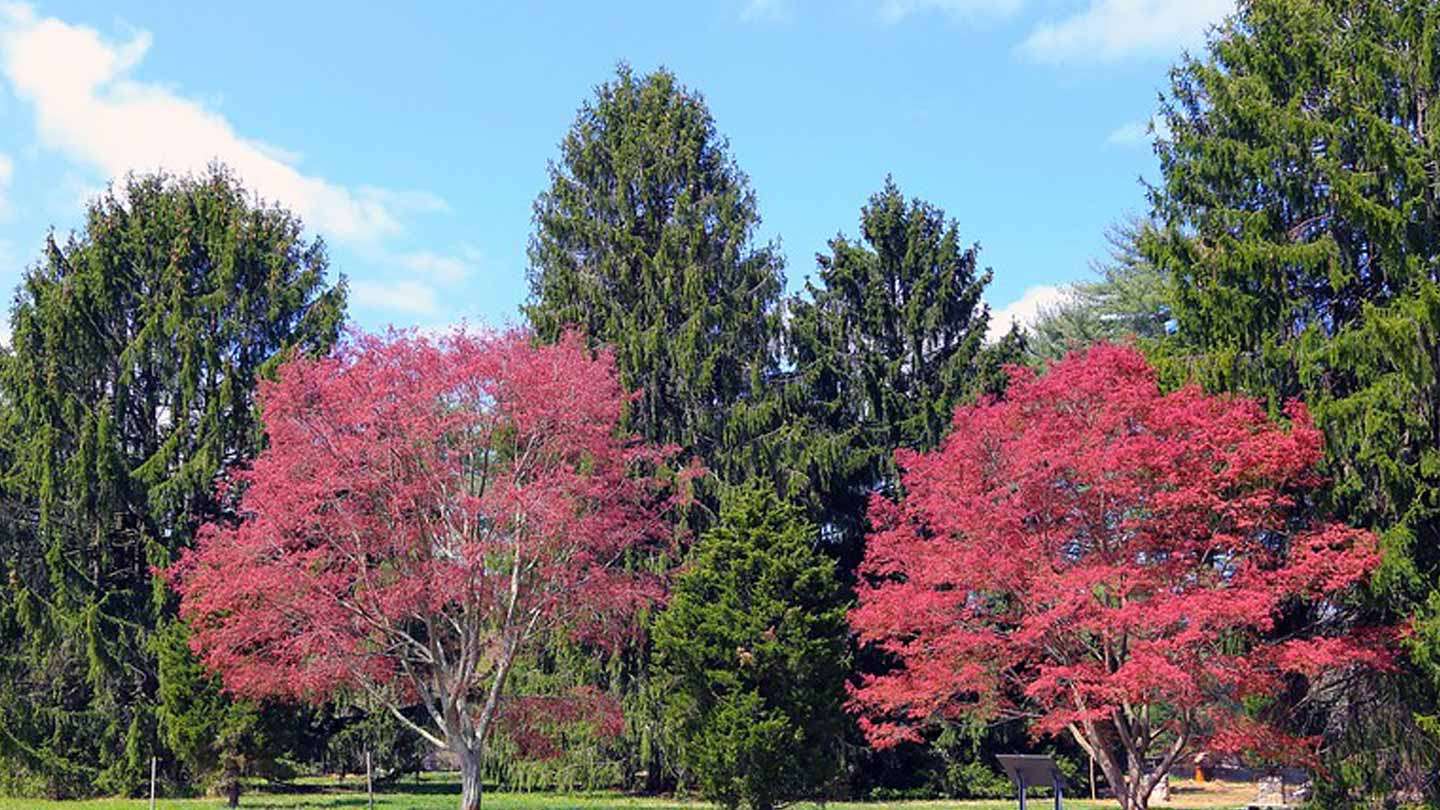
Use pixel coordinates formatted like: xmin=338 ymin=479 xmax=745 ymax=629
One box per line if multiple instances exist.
xmin=366 ymin=749 xmax=374 ymax=810
xmin=149 ymin=756 xmax=157 ymax=810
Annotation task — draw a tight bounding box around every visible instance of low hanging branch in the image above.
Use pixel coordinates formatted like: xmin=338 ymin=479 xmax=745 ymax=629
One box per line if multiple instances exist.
xmin=169 ymin=329 xmax=683 ymax=810
xmin=848 ymin=343 xmax=1393 ymax=810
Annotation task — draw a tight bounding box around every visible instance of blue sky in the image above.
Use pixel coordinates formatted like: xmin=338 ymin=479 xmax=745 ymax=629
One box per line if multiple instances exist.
xmin=0 ymin=0 xmax=1233 ymax=342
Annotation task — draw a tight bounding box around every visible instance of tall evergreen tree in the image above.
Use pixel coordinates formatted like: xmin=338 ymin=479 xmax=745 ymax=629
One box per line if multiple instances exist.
xmin=1143 ymin=0 xmax=1440 ymax=797
xmin=0 ymin=167 xmax=346 ymax=797
xmin=524 ymin=64 xmax=787 ymax=791
xmin=526 ymin=63 xmax=786 ymax=495
xmin=783 ymin=178 xmax=1012 ymax=557
xmin=777 ymin=179 xmax=1024 ymax=799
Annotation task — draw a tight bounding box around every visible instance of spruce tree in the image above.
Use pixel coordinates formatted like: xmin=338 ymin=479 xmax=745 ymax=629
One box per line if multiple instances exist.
xmin=0 ymin=166 xmax=346 ymax=797
xmin=525 ymin=65 xmax=787 ymax=791
xmin=784 ymin=178 xmax=1010 ymax=558
xmin=1143 ymin=0 xmax=1440 ymax=795
xmin=526 ymin=63 xmax=786 ymax=494
xmin=654 ymin=485 xmax=849 ymax=810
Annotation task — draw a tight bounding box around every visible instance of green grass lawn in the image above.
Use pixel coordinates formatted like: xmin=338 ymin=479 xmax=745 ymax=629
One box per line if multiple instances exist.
xmin=0 ymin=773 xmax=1240 ymax=810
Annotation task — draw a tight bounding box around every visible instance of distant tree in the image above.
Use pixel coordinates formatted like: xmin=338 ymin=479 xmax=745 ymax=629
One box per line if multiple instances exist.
xmin=1142 ymin=0 xmax=1440 ymax=793
xmin=783 ymin=177 xmax=1009 ymax=561
xmin=0 ymin=167 xmax=345 ymax=797
xmin=170 ymin=330 xmax=676 ymax=810
xmin=526 ymin=63 xmax=785 ymax=496
xmin=850 ymin=344 xmax=1391 ymax=810
xmin=1027 ymin=218 xmax=1170 ymax=361
xmin=321 ymin=702 xmax=424 ymax=784
xmin=655 ymin=485 xmax=848 ymax=810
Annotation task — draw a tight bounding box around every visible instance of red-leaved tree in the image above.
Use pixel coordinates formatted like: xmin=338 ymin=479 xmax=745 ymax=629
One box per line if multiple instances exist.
xmin=848 ymin=344 xmax=1390 ymax=810
xmin=170 ymin=329 xmax=677 ymax=810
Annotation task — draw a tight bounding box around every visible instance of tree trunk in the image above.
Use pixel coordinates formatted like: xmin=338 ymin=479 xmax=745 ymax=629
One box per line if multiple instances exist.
xmin=459 ymin=745 xmax=483 ymax=810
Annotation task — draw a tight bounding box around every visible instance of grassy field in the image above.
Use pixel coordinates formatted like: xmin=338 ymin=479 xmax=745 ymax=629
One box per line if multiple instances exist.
xmin=0 ymin=773 xmax=1258 ymax=810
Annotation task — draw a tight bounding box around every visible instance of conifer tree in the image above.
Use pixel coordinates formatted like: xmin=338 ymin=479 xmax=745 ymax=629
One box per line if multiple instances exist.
xmin=525 ymin=64 xmax=787 ymax=790
xmin=1143 ymin=0 xmax=1440 ymax=795
xmin=783 ymin=178 xmax=1010 ymax=559
xmin=0 ymin=167 xmax=346 ymax=797
xmin=1027 ymin=218 xmax=1171 ymax=361
xmin=778 ymin=180 xmax=1021 ymax=797
xmin=526 ymin=63 xmax=786 ymax=493
xmin=654 ymin=485 xmax=849 ymax=810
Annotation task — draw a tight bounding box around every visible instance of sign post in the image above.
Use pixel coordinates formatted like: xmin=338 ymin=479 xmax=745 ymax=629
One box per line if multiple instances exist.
xmin=997 ymin=754 xmax=1065 ymax=810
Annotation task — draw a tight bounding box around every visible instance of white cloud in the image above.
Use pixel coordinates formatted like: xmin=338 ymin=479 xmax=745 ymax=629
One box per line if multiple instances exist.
xmin=1020 ymin=0 xmax=1233 ymax=64
xmin=987 ymin=284 xmax=1071 ymax=342
xmin=0 ymin=3 xmax=443 ymax=244
xmin=741 ymin=0 xmax=792 ymax=22
xmin=878 ymin=0 xmax=1022 ymax=23
xmin=1106 ymin=115 xmax=1172 ymax=146
xmin=351 ymin=279 xmax=439 ymax=316
xmin=0 ymin=237 xmax=11 ymax=346
xmin=0 ymin=151 xmax=12 ymax=219
xmin=397 ymin=250 xmax=472 ymax=284
xmin=1106 ymin=120 xmax=1150 ymax=146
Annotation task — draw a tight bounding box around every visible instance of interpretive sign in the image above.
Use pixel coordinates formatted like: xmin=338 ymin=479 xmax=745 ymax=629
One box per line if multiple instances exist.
xmin=996 ymin=754 xmax=1065 ymax=810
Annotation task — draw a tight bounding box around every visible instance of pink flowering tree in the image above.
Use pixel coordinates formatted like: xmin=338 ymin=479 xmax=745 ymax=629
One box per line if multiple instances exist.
xmin=848 ymin=344 xmax=1391 ymax=810
xmin=170 ymin=329 xmax=677 ymax=810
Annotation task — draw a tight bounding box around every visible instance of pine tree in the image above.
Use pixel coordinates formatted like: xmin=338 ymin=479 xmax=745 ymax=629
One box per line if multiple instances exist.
xmin=1027 ymin=218 xmax=1172 ymax=361
xmin=654 ymin=485 xmax=849 ymax=810
xmin=0 ymin=166 xmax=346 ymax=797
xmin=1142 ymin=0 xmax=1440 ymax=796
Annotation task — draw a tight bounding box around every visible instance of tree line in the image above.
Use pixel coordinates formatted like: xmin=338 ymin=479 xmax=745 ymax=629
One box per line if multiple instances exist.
xmin=1 ymin=1 xmax=1438 ymax=808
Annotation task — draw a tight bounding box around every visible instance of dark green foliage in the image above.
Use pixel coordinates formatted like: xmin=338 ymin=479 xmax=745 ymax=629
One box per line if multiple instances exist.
xmin=1141 ymin=0 xmax=1440 ymax=796
xmin=654 ymin=486 xmax=849 ymax=810
xmin=1027 ymin=218 xmax=1171 ymax=361
xmin=322 ymin=704 xmax=424 ymax=784
xmin=524 ymin=63 xmax=789 ymax=792
xmin=0 ymin=166 xmax=346 ymax=797
xmin=526 ymin=63 xmax=786 ymax=496
xmin=783 ymin=178 xmax=1009 ymax=557
xmin=155 ymin=621 xmax=330 ymax=803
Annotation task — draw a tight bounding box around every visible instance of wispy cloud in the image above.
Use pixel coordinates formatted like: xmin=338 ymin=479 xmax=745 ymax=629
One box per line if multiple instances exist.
xmin=397 ymin=250 xmax=473 ymax=284
xmin=740 ymin=0 xmax=792 ymax=22
xmin=0 ymin=2 xmax=446 ymax=246
xmin=0 ymin=152 xmax=12 ymax=219
xmin=1020 ymin=0 xmax=1234 ymax=64
xmin=877 ymin=0 xmax=1022 ymax=24
xmin=1106 ymin=115 xmax=1172 ymax=146
xmin=987 ymin=284 xmax=1070 ymax=342
xmin=351 ymin=279 xmax=441 ymax=317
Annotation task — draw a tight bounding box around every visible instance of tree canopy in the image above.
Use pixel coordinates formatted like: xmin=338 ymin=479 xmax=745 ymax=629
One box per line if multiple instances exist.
xmin=0 ymin=167 xmax=345 ymax=797
xmin=850 ymin=344 xmax=1390 ymax=810
xmin=1142 ymin=0 xmax=1440 ymax=790
xmin=526 ymin=64 xmax=785 ymax=493
xmin=1027 ymin=218 xmax=1171 ymax=362
xmin=782 ymin=178 xmax=1016 ymax=558
xmin=170 ymin=329 xmax=676 ymax=810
